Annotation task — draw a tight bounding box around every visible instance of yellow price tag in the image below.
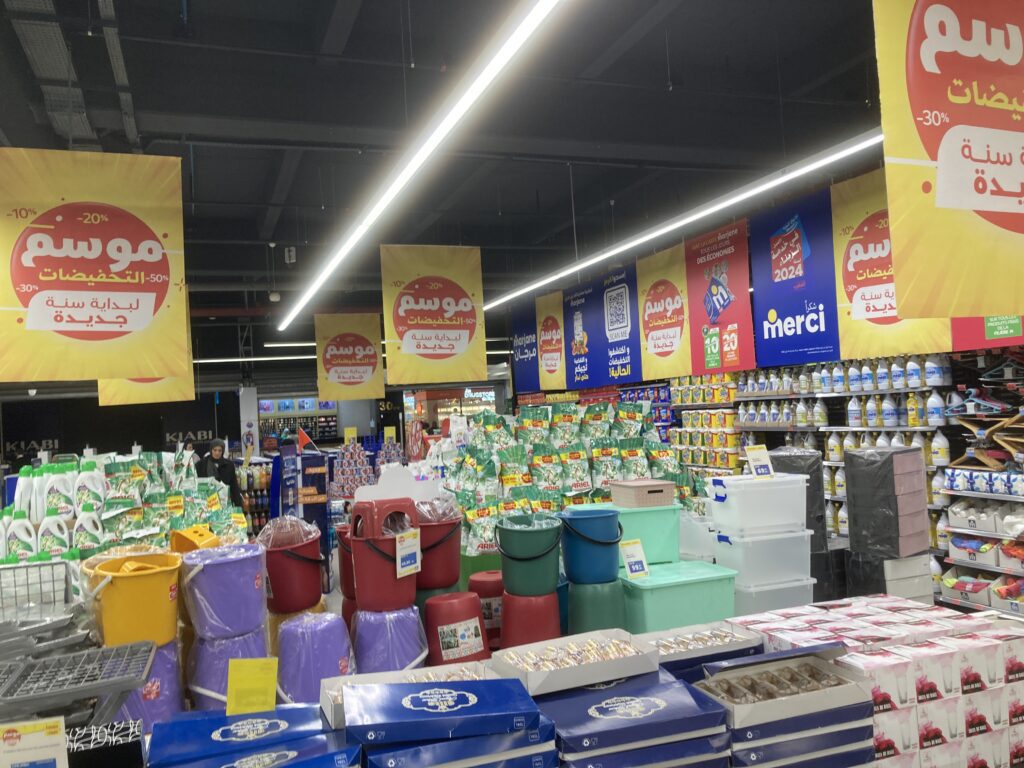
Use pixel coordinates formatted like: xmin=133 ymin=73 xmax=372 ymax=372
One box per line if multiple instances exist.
xmin=384 ymin=426 xmax=397 ymax=442
xmin=226 ymin=657 xmax=278 ymax=716
xmin=344 ymin=427 xmax=358 ymax=444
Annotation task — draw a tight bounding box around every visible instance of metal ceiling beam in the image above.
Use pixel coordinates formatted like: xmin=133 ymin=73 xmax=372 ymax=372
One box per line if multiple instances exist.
xmin=398 ymin=160 xmax=501 ymax=242
xmin=315 ymin=0 xmax=362 ymax=62
xmin=257 ymin=148 xmax=304 ymax=240
xmin=96 ymin=0 xmax=140 ymax=148
xmin=579 ymin=0 xmax=681 ymax=79
xmin=787 ymin=51 xmax=871 ymax=99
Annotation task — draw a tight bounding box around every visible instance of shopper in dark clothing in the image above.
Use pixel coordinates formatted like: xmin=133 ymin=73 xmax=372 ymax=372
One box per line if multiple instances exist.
xmin=197 ymin=438 xmax=244 ymax=507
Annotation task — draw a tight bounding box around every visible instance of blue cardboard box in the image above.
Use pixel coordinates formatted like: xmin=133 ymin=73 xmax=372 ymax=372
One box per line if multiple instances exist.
xmin=343 ymin=679 xmax=540 ymax=745
xmin=561 ymin=732 xmax=730 ymax=768
xmin=171 ymin=732 xmax=359 ymax=768
xmin=365 ymin=715 xmax=555 ymax=768
xmin=536 ymin=676 xmax=726 ymax=762
xmin=147 ymin=705 xmax=332 ymax=767
xmin=730 ymin=722 xmax=874 ymax=766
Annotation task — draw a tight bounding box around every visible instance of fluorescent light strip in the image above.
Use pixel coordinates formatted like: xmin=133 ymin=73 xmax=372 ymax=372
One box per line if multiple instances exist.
xmin=277 ymin=0 xmax=564 ymax=332
xmin=195 ymin=355 xmax=316 ymax=364
xmin=483 ymin=128 xmax=884 ymax=312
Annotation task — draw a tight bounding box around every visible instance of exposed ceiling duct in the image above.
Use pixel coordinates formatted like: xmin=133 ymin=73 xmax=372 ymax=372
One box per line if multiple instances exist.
xmin=97 ymin=0 xmax=140 ymax=148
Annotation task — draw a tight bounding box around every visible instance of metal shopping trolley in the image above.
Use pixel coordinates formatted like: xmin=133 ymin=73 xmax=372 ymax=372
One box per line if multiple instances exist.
xmin=0 ymin=560 xmax=91 ymax=661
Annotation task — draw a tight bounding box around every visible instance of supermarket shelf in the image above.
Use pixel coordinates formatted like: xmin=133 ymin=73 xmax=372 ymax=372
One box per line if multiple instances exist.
xmin=671 ymin=403 xmax=737 ymax=411
xmin=928 ymin=504 xmax=949 ymax=511
xmin=827 ymin=426 xmax=936 ymax=432
xmin=945 ymin=526 xmax=1014 ymax=540
xmin=945 ymin=558 xmax=1024 ymax=577
xmin=930 ymin=548 xmax=948 ymax=556
xmin=936 ymin=595 xmax=985 ymax=612
xmin=738 ymin=424 xmax=819 ymax=433
xmin=823 ymin=459 xmax=939 ymax=471
xmin=824 ymin=493 xmax=847 ymax=502
xmin=942 ymin=490 xmax=1024 ymax=503
xmin=735 ymin=386 xmax=938 ymax=403
xmin=684 ymin=463 xmax=741 ymax=471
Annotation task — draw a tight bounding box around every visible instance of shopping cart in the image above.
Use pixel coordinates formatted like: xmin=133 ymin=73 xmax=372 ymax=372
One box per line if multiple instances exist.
xmin=0 ymin=560 xmax=91 ymax=661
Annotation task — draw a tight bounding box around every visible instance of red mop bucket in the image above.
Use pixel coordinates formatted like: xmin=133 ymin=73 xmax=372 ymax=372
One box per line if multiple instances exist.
xmin=425 ymin=592 xmax=490 ymax=666
xmin=351 ymin=498 xmax=418 ymax=538
xmin=335 ymin=524 xmax=355 ymax=600
xmin=468 ymin=570 xmax=503 ymax=650
xmin=417 ymin=519 xmax=462 ymax=590
xmin=265 ymin=533 xmax=324 ymax=614
xmin=351 ymin=498 xmax=420 ymax=613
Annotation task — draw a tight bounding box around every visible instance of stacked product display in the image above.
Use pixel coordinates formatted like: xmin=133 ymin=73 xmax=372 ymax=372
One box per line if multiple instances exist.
xmin=670 ymin=374 xmax=740 ymax=479
xmin=331 ymin=441 xmax=377 ymax=499
xmin=619 ymin=382 xmax=673 ymax=442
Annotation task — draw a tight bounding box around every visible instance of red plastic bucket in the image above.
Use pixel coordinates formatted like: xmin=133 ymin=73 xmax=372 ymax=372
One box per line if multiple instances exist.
xmin=351 ymin=498 xmax=418 ymax=538
xmin=468 ymin=570 xmax=503 ymax=649
xmin=335 ymin=524 xmax=355 ymax=600
xmin=425 ymin=592 xmax=490 ymax=666
xmin=417 ymin=520 xmax=462 ymax=590
xmin=500 ymin=591 xmax=560 ymax=649
xmin=265 ymin=533 xmax=323 ymax=614
xmin=351 ymin=534 xmax=417 ymax=612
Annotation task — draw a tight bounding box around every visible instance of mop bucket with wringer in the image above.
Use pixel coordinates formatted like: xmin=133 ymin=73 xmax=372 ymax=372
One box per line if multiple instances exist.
xmin=170 ymin=525 xmax=220 ymax=554
xmin=417 ymin=518 xmax=462 ymax=590
xmin=495 ymin=514 xmax=562 ymax=597
xmin=181 ymin=544 xmax=267 ymax=639
xmin=350 ymin=498 xmax=420 ymax=612
xmin=86 ymin=552 xmax=182 ymax=647
xmin=558 ymin=506 xmax=622 ymax=584
xmin=258 ymin=517 xmax=324 ymax=614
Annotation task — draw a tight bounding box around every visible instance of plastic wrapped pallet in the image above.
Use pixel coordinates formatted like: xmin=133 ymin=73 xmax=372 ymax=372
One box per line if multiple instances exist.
xmin=844 ymin=550 xmax=887 ymax=597
xmin=811 ymin=549 xmax=841 ymax=602
xmin=768 ymin=446 xmax=827 ymax=552
xmin=845 ymin=447 xmax=929 ymax=559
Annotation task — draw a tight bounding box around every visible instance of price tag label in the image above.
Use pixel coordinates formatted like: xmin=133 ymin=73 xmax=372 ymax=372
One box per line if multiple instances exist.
xmin=396 ymin=528 xmax=422 ymax=579
xmin=384 ymin=426 xmax=397 ymax=442
xmin=619 ymin=538 xmax=649 ymax=579
xmin=344 ymin=427 xmax=358 ymax=444
xmin=745 ymin=444 xmax=774 ymax=477
xmin=226 ymin=658 xmax=277 ymax=716
xmin=0 ymin=717 xmax=67 ymax=768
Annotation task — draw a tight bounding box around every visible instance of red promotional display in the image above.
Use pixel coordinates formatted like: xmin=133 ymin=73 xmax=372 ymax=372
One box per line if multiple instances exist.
xmin=685 ymin=221 xmax=756 ymax=375
xmin=951 ymin=316 xmax=1024 ymax=351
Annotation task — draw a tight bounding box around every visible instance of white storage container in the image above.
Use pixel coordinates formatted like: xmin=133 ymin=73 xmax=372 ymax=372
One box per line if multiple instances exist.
xmin=714 ymin=528 xmax=812 ymax=587
xmin=679 ymin=510 xmax=717 ymax=562
xmin=733 ymin=577 xmax=816 ymax=615
xmin=707 ymin=473 xmax=808 ymax=534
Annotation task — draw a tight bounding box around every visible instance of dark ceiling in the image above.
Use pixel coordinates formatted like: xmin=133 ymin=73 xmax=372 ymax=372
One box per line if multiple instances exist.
xmin=0 ymin=0 xmax=883 ymax=390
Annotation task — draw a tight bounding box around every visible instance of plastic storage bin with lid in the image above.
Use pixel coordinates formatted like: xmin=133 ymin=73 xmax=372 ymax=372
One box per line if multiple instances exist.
xmin=706 ymin=473 xmax=808 ymax=534
xmin=733 ymin=577 xmax=817 ymax=615
xmin=619 ymin=560 xmax=736 ymax=632
xmin=564 ymin=501 xmax=679 ymax=564
xmin=713 ymin=528 xmax=813 ymax=588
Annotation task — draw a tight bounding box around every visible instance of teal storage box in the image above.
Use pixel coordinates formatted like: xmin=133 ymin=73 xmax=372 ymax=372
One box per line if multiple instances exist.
xmin=620 ymin=561 xmax=736 ymax=632
xmin=565 ymin=502 xmax=680 ymax=565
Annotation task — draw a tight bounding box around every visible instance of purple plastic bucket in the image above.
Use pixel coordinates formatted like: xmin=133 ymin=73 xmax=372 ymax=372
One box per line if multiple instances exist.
xmin=182 ymin=544 xmax=267 ymax=639
xmin=352 ymin=607 xmax=427 ymax=673
xmin=278 ymin=613 xmax=352 ymax=703
xmin=187 ymin=627 xmax=267 ymax=710
xmin=114 ymin=640 xmax=184 ymax=732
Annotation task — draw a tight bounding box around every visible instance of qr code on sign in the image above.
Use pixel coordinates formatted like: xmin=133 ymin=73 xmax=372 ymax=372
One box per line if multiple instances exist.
xmin=604 ymin=284 xmax=631 ymax=341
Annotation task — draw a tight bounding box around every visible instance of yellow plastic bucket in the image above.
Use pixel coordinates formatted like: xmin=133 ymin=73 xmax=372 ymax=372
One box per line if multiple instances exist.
xmin=170 ymin=525 xmax=220 ymax=553
xmin=88 ymin=553 xmax=182 ymax=647
xmin=81 ymin=544 xmax=165 ymax=583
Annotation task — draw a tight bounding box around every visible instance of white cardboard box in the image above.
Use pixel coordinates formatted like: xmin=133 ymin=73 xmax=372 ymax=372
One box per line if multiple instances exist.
xmin=885 ymin=555 xmax=933 ymax=581
xmin=979 ymin=625 xmax=1024 ymax=685
xmin=964 ymin=685 xmax=1008 ymax=736
xmin=917 ymin=739 xmax=962 ymax=768
xmin=874 ymin=705 xmax=920 ymax=759
xmin=917 ymin=695 xmax=965 ymax=748
xmin=963 ymin=727 xmax=1009 ymax=768
xmin=1005 ymin=680 xmax=1024 ymax=728
xmin=888 ymin=574 xmax=937 ymax=600
xmin=838 ymin=648 xmax=917 ymax=710
xmin=891 ymin=641 xmax=962 ymax=700
xmin=934 ymin=633 xmax=1006 ymax=694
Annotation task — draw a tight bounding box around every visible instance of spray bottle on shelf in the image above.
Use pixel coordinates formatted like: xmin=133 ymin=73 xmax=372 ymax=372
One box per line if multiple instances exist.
xmin=7 ymin=510 xmax=36 ymax=561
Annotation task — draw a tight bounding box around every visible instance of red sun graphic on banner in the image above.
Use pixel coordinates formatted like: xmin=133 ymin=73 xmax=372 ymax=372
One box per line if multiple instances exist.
xmin=841 ymin=208 xmax=900 ymax=326
xmin=323 ymin=332 xmax=378 ymax=385
xmin=538 ymin=314 xmax=563 ymax=374
xmin=391 ymin=275 xmax=477 ymax=360
xmin=641 ymin=278 xmax=685 ymax=357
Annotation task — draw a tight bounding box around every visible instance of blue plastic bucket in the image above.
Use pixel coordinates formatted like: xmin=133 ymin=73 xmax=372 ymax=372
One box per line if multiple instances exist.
xmin=559 ymin=506 xmax=623 ymax=584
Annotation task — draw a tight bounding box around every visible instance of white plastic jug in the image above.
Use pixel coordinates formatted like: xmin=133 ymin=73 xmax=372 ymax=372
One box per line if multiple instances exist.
xmin=0 ymin=508 xmax=7 ymax=559
xmin=43 ymin=468 xmax=75 ymax=522
xmin=942 ymin=355 xmax=954 ymax=385
xmin=835 ymin=468 xmax=847 ymax=497
xmin=74 ymin=461 xmax=105 ymax=514
xmin=72 ymin=504 xmax=104 ymax=550
xmin=930 ymin=557 xmax=943 ymax=594
xmin=927 ymin=390 xmax=947 ymax=427
xmin=769 ymin=370 xmax=780 ymax=392
xmin=859 ymin=431 xmax=873 ymax=449
xmin=7 ymin=510 xmax=36 ymax=561
xmin=946 ymin=390 xmax=965 ymax=412
xmin=882 ymin=395 xmax=898 ymax=428
xmin=876 ymin=432 xmax=891 ymax=448
xmin=931 ymin=472 xmax=950 ymax=507
xmin=891 ymin=357 xmax=906 ymax=390
xmin=737 ymin=403 xmax=748 ymax=423
xmin=847 ymin=363 xmax=862 ymax=393
xmin=931 ymin=430 xmax=951 ymax=467
xmin=906 ymin=357 xmax=923 ymax=388
xmin=847 ymin=396 xmax=863 ymax=427
xmin=936 ymin=512 xmax=949 ymax=551
xmin=31 ymin=467 xmax=47 ymax=524
xmin=758 ymin=402 xmax=770 ymax=423
xmin=861 ymin=361 xmax=876 ymax=391
xmin=13 ymin=466 xmax=33 ymax=519
xmin=812 ymin=368 xmax=822 ymax=393
xmin=865 ymin=396 xmax=879 ymax=428
xmin=832 ymin=364 xmax=846 ymax=393
xmin=795 ymin=400 xmax=809 ymax=427
xmin=769 ymin=402 xmax=781 ymax=423
xmin=757 ymin=371 xmax=767 ymax=392
xmin=37 ymin=508 xmax=70 ymax=557
xmin=911 ymin=432 xmax=928 ymax=455
xmin=838 ymin=502 xmax=849 ymax=536
xmin=781 ymin=369 xmax=793 ymax=393
xmin=843 ymin=433 xmax=858 ymax=455
xmin=823 ymin=467 xmax=834 ymax=495
xmin=820 ymin=365 xmax=832 ymax=392
xmin=813 ymin=401 xmax=829 ymax=427
xmin=897 ymin=395 xmax=909 ymax=427
xmin=924 ymin=356 xmax=943 ymax=387
xmin=891 ymin=432 xmax=907 ymax=447
xmin=876 ymin=359 xmax=890 ymax=390
xmin=827 ymin=432 xmax=843 ymax=462
xmin=802 ymin=433 xmax=817 ymax=451
xmin=798 ymin=370 xmax=810 ymax=394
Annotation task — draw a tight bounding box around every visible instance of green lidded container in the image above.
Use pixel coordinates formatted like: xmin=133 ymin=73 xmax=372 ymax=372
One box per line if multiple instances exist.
xmin=495 ymin=514 xmax=562 ymax=597
xmin=566 ymin=502 xmax=681 ymax=565
xmin=621 ymin=560 xmax=736 ymax=633
xmin=568 ymin=580 xmax=625 ymax=634
xmin=459 ymin=550 xmax=502 ymax=591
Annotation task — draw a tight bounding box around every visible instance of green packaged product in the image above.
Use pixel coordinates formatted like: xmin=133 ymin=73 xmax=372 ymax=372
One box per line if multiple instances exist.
xmin=590 ymin=437 xmax=622 ymax=492
xmin=529 ymin=442 xmax=563 ymax=492
xmin=559 ymin=442 xmax=593 ymax=497
xmin=497 ymin=445 xmax=532 ymax=496
xmin=549 ymin=403 xmax=580 ymax=448
xmin=580 ymin=403 xmax=613 ymax=442
xmin=647 ymin=444 xmax=682 ymax=478
xmin=619 ymin=438 xmax=651 ymax=480
xmin=612 ymin=403 xmax=644 ymax=439
xmin=517 ymin=406 xmax=550 ymax=445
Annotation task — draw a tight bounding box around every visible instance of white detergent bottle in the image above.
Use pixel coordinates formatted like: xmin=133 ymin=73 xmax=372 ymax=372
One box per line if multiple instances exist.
xmin=907 ymin=356 xmax=923 ymax=388
xmin=897 ymin=394 xmax=909 ymax=426
xmin=813 ymin=400 xmax=829 ymax=427
xmin=7 ymin=510 xmax=36 ymax=561
xmin=757 ymin=371 xmax=767 ymax=392
xmin=795 ymin=400 xmax=809 ymax=427
xmin=781 ymin=369 xmax=793 ymax=393
xmin=931 ymin=472 xmax=949 ymax=507
xmin=812 ymin=368 xmax=823 ymax=393
xmin=843 ymin=433 xmax=858 ymax=455
xmin=835 ymin=467 xmax=847 ymax=497
xmin=927 ymin=390 xmax=947 ymax=426
xmin=876 ymin=432 xmax=891 ymax=448
xmin=802 ymin=433 xmax=818 ymax=451
xmin=828 ymin=431 xmax=843 ymax=462
xmin=31 ymin=467 xmax=47 ymax=524
xmin=936 ymin=512 xmax=950 ymax=551
xmin=891 ymin=432 xmax=907 ymax=447
xmin=876 ymin=358 xmax=891 ymax=390
xmin=882 ymin=395 xmax=898 ymax=428
xmin=865 ymin=396 xmax=879 ymax=427
xmin=799 ymin=369 xmax=810 ymax=394
xmin=820 ymin=365 xmax=832 ymax=392
xmin=861 ymin=360 xmax=876 ymax=391
xmin=891 ymin=357 xmax=906 ymax=390
xmin=37 ymin=508 xmax=70 ymax=557
xmin=769 ymin=402 xmax=781 ymax=423
xmin=847 ymin=396 xmax=863 ymax=427
xmin=925 ymin=355 xmax=944 ymax=386
xmin=0 ymin=507 xmax=7 ymax=559
xmin=43 ymin=466 xmax=75 ymax=522
xmin=931 ymin=429 xmax=951 ymax=466
xmin=838 ymin=502 xmax=849 ymax=536
xmin=859 ymin=431 xmax=873 ymax=449
xmin=737 ymin=403 xmax=748 ymax=423
xmin=832 ymin=363 xmax=846 ymax=393
xmin=823 ymin=467 xmax=834 ymax=495
xmin=758 ymin=401 xmax=770 ymax=423
xmin=848 ymin=362 xmax=862 ymax=393
xmin=72 ymin=503 xmax=104 ymax=550
xmin=13 ymin=466 xmax=33 ymax=519
xmin=942 ymin=354 xmax=954 ymax=385
xmin=74 ymin=461 xmax=104 ymax=514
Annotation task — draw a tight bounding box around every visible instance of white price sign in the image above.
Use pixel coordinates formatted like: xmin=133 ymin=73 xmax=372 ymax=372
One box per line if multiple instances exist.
xmin=619 ymin=538 xmax=649 ymax=580
xmin=395 ymin=529 xmax=422 ymax=579
xmin=745 ymin=444 xmax=774 ymax=478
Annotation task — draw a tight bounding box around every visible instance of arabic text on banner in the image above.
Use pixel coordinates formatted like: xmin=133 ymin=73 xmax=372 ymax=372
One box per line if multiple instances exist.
xmin=380 ymin=245 xmax=487 ymax=385
xmin=636 ymin=244 xmax=691 ymax=379
xmin=874 ymin=0 xmax=1024 ymax=318
xmin=951 ymin=315 xmax=1024 ymax=350
xmin=0 ymin=149 xmax=191 ymax=381
xmin=749 ymin=188 xmax=841 ymax=367
xmin=683 ymin=222 xmax=756 ymax=375
xmin=535 ymin=290 xmax=566 ymax=391
xmin=511 ymin=301 xmax=540 ymax=393
xmin=831 ymin=169 xmax=952 ymax=358
xmin=315 ymin=313 xmax=385 ymax=400
xmin=563 ymin=265 xmax=643 ymax=389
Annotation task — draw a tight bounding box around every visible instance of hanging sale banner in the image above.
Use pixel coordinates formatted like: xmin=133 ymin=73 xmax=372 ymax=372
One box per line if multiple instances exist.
xmin=951 ymin=315 xmax=1024 ymax=351
xmin=0 ymin=149 xmax=190 ymax=381
xmin=874 ymin=0 xmax=1024 ymax=318
xmin=636 ymin=244 xmax=691 ymax=380
xmin=511 ymin=301 xmax=540 ymax=393
xmin=831 ymin=169 xmax=952 ymax=358
xmin=97 ymin=375 xmax=195 ymax=406
xmin=380 ymin=245 xmax=486 ymax=385
xmin=315 ymin=313 xmax=385 ymax=400
xmin=535 ymin=290 xmax=566 ymax=391
xmin=750 ymin=188 xmax=841 ymax=367
xmin=684 ymin=222 xmax=756 ymax=375
xmin=563 ymin=265 xmax=643 ymax=389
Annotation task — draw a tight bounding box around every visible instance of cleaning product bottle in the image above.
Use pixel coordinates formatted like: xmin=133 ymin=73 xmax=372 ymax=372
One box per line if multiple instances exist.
xmin=882 ymin=394 xmax=898 ymax=428
xmin=823 ymin=467 xmax=835 ymax=495
xmin=0 ymin=506 xmax=7 ymax=559
xmin=876 ymin=432 xmax=891 ymax=448
xmin=891 ymin=432 xmax=907 ymax=447
xmin=798 ymin=369 xmax=810 ymax=394
xmin=942 ymin=354 xmax=954 ymax=385
xmin=936 ymin=511 xmax=950 ymax=551
xmin=861 ymin=360 xmax=876 ymax=391
xmin=832 ymin=363 xmax=846 ymax=393
xmin=907 ymin=356 xmax=923 ymax=388
xmin=897 ymin=394 xmax=909 ymax=426
xmin=865 ymin=396 xmax=879 ymax=428
xmin=828 ymin=431 xmax=843 ymax=462
xmin=813 ymin=400 xmax=829 ymax=427
xmin=737 ymin=403 xmax=748 ymax=423
xmin=891 ymin=356 xmax=906 ymax=390
xmin=835 ymin=467 xmax=847 ymax=497
xmin=925 ymin=355 xmax=944 ymax=387
xmin=758 ymin=401 xmax=770 ymax=423
xmin=877 ymin=358 xmax=891 ymax=390
xmin=769 ymin=369 xmax=780 ymax=392
xmin=43 ymin=466 xmax=75 ymax=522
xmin=847 ymin=396 xmax=863 ymax=427
xmin=72 ymin=502 xmax=104 ymax=550
xmin=769 ymin=402 xmax=781 ymax=423
xmin=7 ymin=510 xmax=36 ymax=561
xmin=932 ymin=472 xmax=949 ymax=506
xmin=859 ymin=431 xmax=874 ymax=449
xmin=930 ymin=557 xmax=943 ymax=594
xmin=907 ymin=392 xmax=921 ymax=427
xmin=911 ymin=432 xmax=927 ymax=456
xmin=781 ymin=369 xmax=793 ymax=393
xmin=74 ymin=461 xmax=104 ymax=514
xmin=31 ymin=467 xmax=47 ymax=524
xmin=917 ymin=393 xmax=927 ymax=426
xmin=848 ymin=361 xmax=862 ymax=393
xmin=843 ymin=433 xmax=858 ymax=456
xmin=12 ymin=466 xmax=33 ymax=519
xmin=757 ymin=370 xmax=767 ymax=392
xmin=927 ymin=390 xmax=947 ymax=426
xmin=37 ymin=508 xmax=69 ymax=557
xmin=812 ymin=367 xmax=823 ymax=393
xmin=931 ymin=429 xmax=951 ymax=466
xmin=820 ymin=364 xmax=832 ymax=393
xmin=838 ymin=502 xmax=849 ymax=536
xmin=795 ymin=399 xmax=809 ymax=427
xmin=802 ymin=433 xmax=818 ymax=451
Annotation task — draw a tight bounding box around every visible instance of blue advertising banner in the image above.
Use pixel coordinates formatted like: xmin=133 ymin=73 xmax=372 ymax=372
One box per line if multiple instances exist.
xmin=749 ymin=188 xmax=840 ymax=367
xmin=510 ymin=301 xmax=540 ymax=393
xmin=563 ymin=265 xmax=643 ymax=389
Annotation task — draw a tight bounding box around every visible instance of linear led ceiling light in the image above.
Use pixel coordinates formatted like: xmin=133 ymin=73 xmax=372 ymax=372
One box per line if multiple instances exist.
xmin=483 ymin=127 xmax=884 ymax=312
xmin=277 ymin=0 xmax=566 ymax=331
xmin=194 ymin=354 xmax=317 ymax=364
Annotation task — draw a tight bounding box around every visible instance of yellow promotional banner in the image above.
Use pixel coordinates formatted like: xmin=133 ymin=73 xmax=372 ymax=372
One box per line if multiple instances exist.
xmin=315 ymin=313 xmax=385 ymax=401
xmin=0 ymin=149 xmax=190 ymax=380
xmin=535 ymin=290 xmax=566 ymax=391
xmin=636 ymin=244 xmax=691 ymax=379
xmin=874 ymin=0 xmax=1024 ymax=318
xmin=380 ymin=245 xmax=486 ymax=385
xmin=97 ymin=375 xmax=195 ymax=406
xmin=831 ymin=169 xmax=951 ymax=357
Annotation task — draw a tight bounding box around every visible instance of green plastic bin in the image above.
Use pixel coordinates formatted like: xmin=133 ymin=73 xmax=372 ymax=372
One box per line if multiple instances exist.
xmin=415 ymin=583 xmax=460 ymax=618
xmin=620 ymin=561 xmax=736 ymax=633
xmin=459 ymin=550 xmax=502 ymax=591
xmin=568 ymin=580 xmax=625 ymax=634
xmin=566 ymin=502 xmax=680 ymax=565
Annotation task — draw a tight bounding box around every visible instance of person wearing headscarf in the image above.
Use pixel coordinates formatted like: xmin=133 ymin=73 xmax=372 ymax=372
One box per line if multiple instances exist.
xmin=197 ymin=438 xmax=244 ymax=507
